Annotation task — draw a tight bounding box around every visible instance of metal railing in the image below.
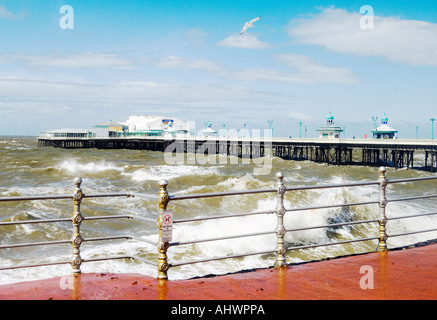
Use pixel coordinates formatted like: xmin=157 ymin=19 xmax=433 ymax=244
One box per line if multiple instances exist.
xmin=0 ymin=178 xmax=157 ymax=273
xmin=1 ymin=167 xmax=437 ymax=281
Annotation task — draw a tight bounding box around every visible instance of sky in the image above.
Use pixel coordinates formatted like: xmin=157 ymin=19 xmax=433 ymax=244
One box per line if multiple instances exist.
xmin=0 ymin=0 xmax=437 ymax=138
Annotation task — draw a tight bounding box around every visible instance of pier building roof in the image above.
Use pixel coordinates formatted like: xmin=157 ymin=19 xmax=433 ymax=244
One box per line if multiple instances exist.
xmin=372 ymin=114 xmax=398 ymax=139
xmin=199 ymin=121 xmax=217 ymax=137
xmin=316 ymin=112 xmax=344 ymax=139
xmin=122 ymin=115 xmax=188 ymax=134
xmin=39 ymin=128 xmax=89 ymax=138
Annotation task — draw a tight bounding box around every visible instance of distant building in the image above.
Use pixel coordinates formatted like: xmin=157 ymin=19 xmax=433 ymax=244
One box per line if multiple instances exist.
xmin=317 ymin=112 xmax=344 ymax=139
xmin=40 ymin=128 xmax=90 ymax=138
xmin=372 ymin=114 xmax=398 ymax=139
xmin=122 ymin=115 xmax=188 ymax=137
xmin=92 ymin=121 xmax=129 ymax=137
xmin=199 ymin=121 xmax=217 ymax=137
xmin=39 ymin=115 xmax=193 ymax=139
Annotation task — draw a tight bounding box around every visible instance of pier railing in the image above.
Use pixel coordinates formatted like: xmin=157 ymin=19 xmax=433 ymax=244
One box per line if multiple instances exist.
xmin=1 ymin=167 xmax=437 ymax=280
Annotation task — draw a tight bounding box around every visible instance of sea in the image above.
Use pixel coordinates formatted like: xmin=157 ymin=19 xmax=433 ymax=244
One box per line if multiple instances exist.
xmin=1 ymin=136 xmax=436 ymax=285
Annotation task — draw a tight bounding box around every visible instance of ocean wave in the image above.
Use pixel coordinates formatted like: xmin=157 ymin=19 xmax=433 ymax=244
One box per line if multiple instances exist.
xmin=123 ymin=164 xmax=221 ymax=182
xmin=56 ymin=159 xmax=126 ymax=175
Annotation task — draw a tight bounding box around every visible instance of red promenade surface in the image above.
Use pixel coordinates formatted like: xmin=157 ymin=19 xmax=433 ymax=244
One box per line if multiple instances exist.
xmin=1 ymin=243 xmax=436 ymax=300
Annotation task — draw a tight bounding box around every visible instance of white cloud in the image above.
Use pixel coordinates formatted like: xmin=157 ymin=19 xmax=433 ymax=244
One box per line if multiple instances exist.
xmin=217 ymin=34 xmax=271 ymax=49
xmin=287 ymin=7 xmax=437 ymax=66
xmin=276 ymin=54 xmax=359 ymax=84
xmin=0 ymin=50 xmax=358 ymax=85
xmin=184 ymin=28 xmax=209 ymax=48
xmin=154 ymin=54 xmax=359 ymax=85
xmin=155 ymin=56 xmax=221 ymax=73
xmin=288 ymin=111 xmax=313 ymax=122
xmin=0 ymin=77 xmax=270 ymax=105
xmin=0 ymin=6 xmax=17 ymax=19
xmin=0 ymin=6 xmax=26 ymax=20
xmin=0 ymin=52 xmax=134 ymax=69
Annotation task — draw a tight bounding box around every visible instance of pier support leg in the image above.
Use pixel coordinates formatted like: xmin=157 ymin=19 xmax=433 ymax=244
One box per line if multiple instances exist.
xmin=274 ymin=172 xmax=287 ymax=268
xmin=157 ymin=180 xmax=170 ymax=280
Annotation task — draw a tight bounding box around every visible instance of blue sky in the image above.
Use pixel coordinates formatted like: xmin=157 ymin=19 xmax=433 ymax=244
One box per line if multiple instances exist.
xmin=1 ymin=0 xmax=437 ymax=138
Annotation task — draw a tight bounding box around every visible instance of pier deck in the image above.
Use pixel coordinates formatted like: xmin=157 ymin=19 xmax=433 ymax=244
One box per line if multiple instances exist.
xmin=1 ymin=242 xmax=436 ymax=300
xmin=37 ymin=136 xmax=437 ymax=171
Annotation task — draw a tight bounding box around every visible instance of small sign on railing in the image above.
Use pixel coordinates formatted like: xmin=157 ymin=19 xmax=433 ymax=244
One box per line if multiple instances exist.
xmin=162 ymin=211 xmax=173 ymax=242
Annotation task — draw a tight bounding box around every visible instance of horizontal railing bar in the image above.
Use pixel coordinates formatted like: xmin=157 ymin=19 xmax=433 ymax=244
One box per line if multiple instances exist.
xmin=83 ymin=193 xmax=133 ymax=199
xmin=173 ymin=201 xmax=378 ymax=224
xmin=169 ymin=188 xmax=277 ymax=201
xmin=0 ymin=240 xmax=70 ymax=249
xmin=285 ymin=181 xmax=379 ymax=192
xmin=169 ymin=181 xmax=381 ymax=202
xmin=1 ymin=177 xmax=434 ymax=204
xmin=0 ymin=215 xmax=138 ymax=228
xmin=388 ymin=228 xmax=437 ymax=238
xmin=1 ymin=235 xmax=131 ymax=249
xmin=388 ymin=194 xmax=437 ymax=203
xmin=0 ymin=218 xmax=71 ymax=226
xmin=130 ymin=215 xmax=154 ymax=222
xmin=83 ymin=236 xmax=131 ymax=242
xmin=0 ymin=193 xmax=134 ymax=203
xmin=129 ymin=193 xmax=156 ymax=199
xmin=287 ymin=236 xmax=379 ymax=252
xmin=388 ymin=212 xmax=437 ymax=221
xmin=169 ymin=230 xmax=276 ymax=246
xmin=285 ymin=219 xmax=379 ymax=233
xmin=0 ymin=214 xmax=136 ymax=227
xmin=174 ymin=210 xmax=275 ymax=224
xmin=285 ymin=201 xmax=379 ymax=213
xmin=0 ymin=260 xmax=71 ymax=271
xmin=169 ymin=249 xmax=277 ymax=268
xmin=131 ymin=255 xmax=156 ymax=266
xmin=82 ymin=255 xmax=132 ymax=263
xmin=128 ymin=235 xmax=157 ymax=245
xmin=0 ymin=195 xmax=72 ymax=202
xmin=83 ymin=215 xmax=133 ymax=221
xmin=388 ymin=176 xmax=437 ymax=184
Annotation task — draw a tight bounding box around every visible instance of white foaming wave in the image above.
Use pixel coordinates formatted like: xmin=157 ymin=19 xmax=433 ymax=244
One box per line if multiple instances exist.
xmin=385 ymin=201 xmax=437 ymax=248
xmin=125 ymin=165 xmax=220 ymax=182
xmin=0 ymin=261 xmax=71 ymax=285
xmin=3 ymin=146 xmax=32 ymax=150
xmin=57 ymin=159 xmax=125 ymax=175
xmin=164 ymin=189 xmax=355 ymax=279
xmin=216 ymin=173 xmax=270 ymax=191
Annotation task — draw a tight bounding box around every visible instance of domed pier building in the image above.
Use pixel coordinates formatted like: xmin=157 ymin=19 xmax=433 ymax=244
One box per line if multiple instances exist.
xmin=317 ymin=112 xmax=344 ymax=139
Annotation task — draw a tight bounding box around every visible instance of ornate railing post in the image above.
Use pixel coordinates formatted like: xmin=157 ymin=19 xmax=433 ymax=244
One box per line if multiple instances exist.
xmin=157 ymin=179 xmax=170 ymax=280
xmin=274 ymin=172 xmax=287 ymax=268
xmin=377 ymin=167 xmax=388 ymax=252
xmin=71 ymin=177 xmax=84 ymax=274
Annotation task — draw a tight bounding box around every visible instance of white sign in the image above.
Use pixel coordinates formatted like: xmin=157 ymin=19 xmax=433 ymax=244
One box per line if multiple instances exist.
xmin=161 ymin=211 xmax=173 ymax=242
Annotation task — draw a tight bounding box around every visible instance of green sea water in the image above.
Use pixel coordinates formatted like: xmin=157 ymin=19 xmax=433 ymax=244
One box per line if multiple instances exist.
xmin=1 ymin=136 xmax=436 ymax=284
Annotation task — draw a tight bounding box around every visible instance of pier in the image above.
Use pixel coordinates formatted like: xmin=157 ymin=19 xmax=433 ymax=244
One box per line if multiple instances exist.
xmin=38 ymin=136 xmax=437 ymax=171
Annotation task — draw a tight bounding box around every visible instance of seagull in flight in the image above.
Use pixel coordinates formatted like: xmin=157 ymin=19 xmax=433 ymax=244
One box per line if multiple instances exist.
xmin=240 ymin=16 xmax=261 ymax=35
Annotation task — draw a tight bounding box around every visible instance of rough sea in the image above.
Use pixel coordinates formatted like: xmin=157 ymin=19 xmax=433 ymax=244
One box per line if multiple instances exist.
xmin=1 ymin=136 xmax=436 ymax=285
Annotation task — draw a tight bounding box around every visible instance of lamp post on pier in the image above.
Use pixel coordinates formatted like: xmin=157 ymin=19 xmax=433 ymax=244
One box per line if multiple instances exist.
xmin=431 ymin=118 xmax=435 ymax=140
xmin=372 ymin=116 xmax=378 ymax=129
xmin=268 ymin=120 xmax=273 ymax=138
